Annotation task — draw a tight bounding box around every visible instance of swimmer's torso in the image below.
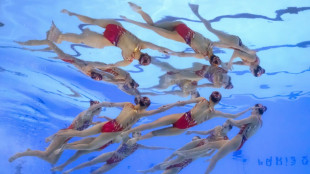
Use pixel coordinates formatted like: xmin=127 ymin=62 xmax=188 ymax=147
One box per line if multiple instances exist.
xmin=190 ymin=98 xmax=214 ymax=124
xmin=118 ymin=31 xmax=142 ymax=61
xmin=115 ymin=103 xmax=141 ymax=129
xmin=239 ymin=116 xmax=262 ymax=139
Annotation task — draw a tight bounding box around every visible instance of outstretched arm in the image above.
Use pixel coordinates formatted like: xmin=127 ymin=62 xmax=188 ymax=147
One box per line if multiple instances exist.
xmin=232 ymin=61 xmax=246 ymax=66
xmin=226 ymin=116 xmax=256 ymax=128
xmin=169 ymin=52 xmax=205 ymax=59
xmin=97 ymin=116 xmax=114 ymax=121
xmin=87 ymin=101 xmax=130 ymax=113
xmin=141 ymin=41 xmax=174 ymax=54
xmin=186 ymin=128 xmax=215 ymax=135
xmin=112 ymin=60 xmax=132 ymax=67
xmin=197 ymin=83 xmax=219 ymax=88
xmin=138 ymin=144 xmax=173 ymax=150
xmin=141 ymin=97 xmax=204 ymax=116
xmin=213 ymin=107 xmax=252 ymax=119
xmin=164 ymin=140 xmax=202 ymax=161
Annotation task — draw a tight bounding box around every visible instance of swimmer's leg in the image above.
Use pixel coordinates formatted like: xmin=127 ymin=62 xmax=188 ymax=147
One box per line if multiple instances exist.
xmin=205 ymin=141 xmax=237 ymax=174
xmin=61 ymin=9 xmax=121 ymax=28
xmin=91 ymin=163 xmax=118 ymax=174
xmin=121 ymin=16 xmax=183 ymax=42
xmin=128 ymin=113 xmax=181 ymax=134
xmin=9 ymin=136 xmax=66 ymax=162
xmin=189 ymin=4 xmax=230 ymax=41
xmin=52 ymin=150 xmax=93 ymax=171
xmin=16 ymin=39 xmax=48 ymax=46
xmin=143 ymin=127 xmax=185 ymax=140
xmin=63 ymin=152 xmax=114 ymax=174
xmin=56 ymin=28 xmax=112 ymax=48
xmin=57 ymin=122 xmax=104 ymax=138
xmin=128 ymin=2 xmax=154 ymax=25
xmin=64 ymin=132 xmax=120 ymax=151
xmin=52 ymin=138 xmax=96 ymax=171
xmin=162 ymin=168 xmax=180 ymax=174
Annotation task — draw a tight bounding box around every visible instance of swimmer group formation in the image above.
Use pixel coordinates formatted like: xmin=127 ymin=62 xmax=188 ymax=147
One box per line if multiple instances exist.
xmin=10 ymin=2 xmax=268 ymax=174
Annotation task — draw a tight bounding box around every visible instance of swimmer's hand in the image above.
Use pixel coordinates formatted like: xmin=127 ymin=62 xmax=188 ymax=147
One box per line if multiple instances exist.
xmin=158 ymin=47 xmax=172 ymax=54
xmin=186 ymin=131 xmax=194 ymax=135
xmin=128 ymin=2 xmax=142 ymax=12
xmin=177 ymin=101 xmax=186 ymax=106
xmin=126 ymin=137 xmax=138 ymax=145
xmin=120 ymin=15 xmax=128 ymax=21
xmin=120 ymin=131 xmax=130 ymax=139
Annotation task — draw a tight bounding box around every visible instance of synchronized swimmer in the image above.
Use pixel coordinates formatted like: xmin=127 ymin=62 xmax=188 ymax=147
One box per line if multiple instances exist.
xmin=48 ymin=9 xmax=177 ymax=67
xmin=17 ymin=40 xmax=140 ymax=96
xmin=9 ymin=2 xmax=269 ymax=174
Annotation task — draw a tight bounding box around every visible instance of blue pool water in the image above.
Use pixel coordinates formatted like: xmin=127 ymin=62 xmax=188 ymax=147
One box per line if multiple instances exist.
xmin=1 ymin=0 xmax=310 ymax=173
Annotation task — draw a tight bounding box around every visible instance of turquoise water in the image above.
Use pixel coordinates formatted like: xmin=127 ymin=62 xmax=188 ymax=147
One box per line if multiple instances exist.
xmin=1 ymin=0 xmax=310 ymax=173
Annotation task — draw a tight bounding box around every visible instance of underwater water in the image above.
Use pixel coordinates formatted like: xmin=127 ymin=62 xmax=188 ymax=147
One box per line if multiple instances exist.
xmin=1 ymin=0 xmax=310 ymax=173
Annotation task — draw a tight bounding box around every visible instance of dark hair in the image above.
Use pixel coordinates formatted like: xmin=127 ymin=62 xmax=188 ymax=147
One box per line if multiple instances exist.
xmin=193 ymin=136 xmax=201 ymax=139
xmin=255 ymin=104 xmax=267 ymax=115
xmin=210 ymin=91 xmax=222 ymax=103
xmin=90 ymin=72 xmax=102 ymax=80
xmin=139 ymin=53 xmax=151 ymax=66
xmin=130 ymin=79 xmax=139 ymax=88
xmin=90 ymin=100 xmax=99 ymax=106
xmin=224 ymin=76 xmax=233 ymax=89
xmin=134 ymin=96 xmax=151 ymax=107
xmin=209 ymin=55 xmax=221 ymax=66
xmin=253 ymin=65 xmax=265 ymax=77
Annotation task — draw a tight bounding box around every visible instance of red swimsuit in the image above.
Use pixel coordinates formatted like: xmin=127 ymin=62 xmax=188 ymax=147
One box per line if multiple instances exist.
xmin=98 ymin=140 xmax=113 ymax=150
xmin=175 ymin=23 xmax=195 ymax=45
xmin=61 ymin=59 xmax=75 ymax=63
xmin=104 ymin=68 xmax=120 ymax=76
xmin=103 ymin=24 xmax=126 ymax=46
xmin=166 ymin=139 xmax=206 ymax=170
xmin=173 ymin=111 xmax=197 ymax=129
xmin=101 ymin=119 xmax=124 ymax=133
xmin=106 ymin=143 xmax=139 ymax=164
xmin=236 ymin=124 xmax=249 ymax=151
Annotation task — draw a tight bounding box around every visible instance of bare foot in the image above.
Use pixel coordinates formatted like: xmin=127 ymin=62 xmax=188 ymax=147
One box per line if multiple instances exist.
xmin=9 ymin=154 xmax=19 ymax=162
xmin=61 ymin=9 xmax=73 ymax=16
xmin=189 ymin=3 xmax=199 ymax=14
xmin=128 ymin=2 xmax=142 ymax=12
xmin=47 ymin=21 xmax=62 ymax=43
xmin=8 ymin=149 xmax=30 ymax=162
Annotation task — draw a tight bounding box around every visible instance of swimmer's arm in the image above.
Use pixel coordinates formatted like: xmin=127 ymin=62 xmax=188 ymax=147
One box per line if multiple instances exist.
xmin=141 ymin=41 xmax=174 ymax=54
xmin=227 ymin=116 xmax=255 ymax=127
xmin=232 ymin=61 xmax=246 ymax=65
xmin=186 ymin=129 xmax=214 ymax=135
xmin=197 ymin=83 xmax=219 ymax=88
xmin=214 ymin=107 xmax=252 ymax=119
xmin=97 ymin=116 xmax=113 ymax=121
xmin=169 ymin=52 xmax=205 ymax=59
xmin=141 ymin=98 xmax=203 ymax=116
xmin=164 ymin=140 xmax=202 ymax=161
xmin=108 ymin=60 xmax=132 ymax=67
xmin=87 ymin=62 xmax=108 ymax=69
xmin=177 ymin=144 xmax=211 ymax=158
xmin=89 ymin=102 xmax=130 ymax=111
xmin=138 ymin=144 xmax=173 ymax=150
xmin=201 ymin=149 xmax=216 ymax=157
